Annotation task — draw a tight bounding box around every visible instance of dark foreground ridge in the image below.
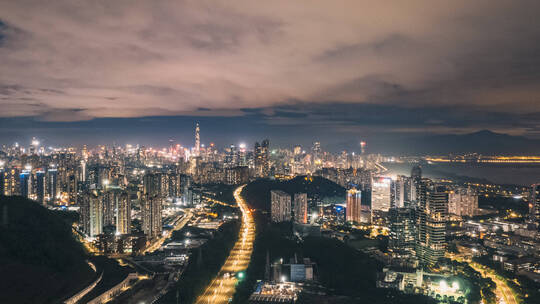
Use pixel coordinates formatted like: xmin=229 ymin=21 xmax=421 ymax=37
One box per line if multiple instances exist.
xmin=0 ymin=196 xmax=95 ymax=304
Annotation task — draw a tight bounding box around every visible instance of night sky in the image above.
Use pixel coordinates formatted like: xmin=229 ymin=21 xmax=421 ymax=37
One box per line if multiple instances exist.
xmin=1 ymin=1 xmax=540 ymax=152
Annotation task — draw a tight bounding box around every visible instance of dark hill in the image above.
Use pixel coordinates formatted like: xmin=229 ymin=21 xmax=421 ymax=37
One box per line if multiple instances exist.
xmin=242 ymin=176 xmax=345 ymax=211
xmin=0 ymin=196 xmax=95 ymax=304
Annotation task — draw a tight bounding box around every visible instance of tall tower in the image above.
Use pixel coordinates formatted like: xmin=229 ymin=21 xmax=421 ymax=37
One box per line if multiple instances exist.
xmin=416 ymin=183 xmax=448 ymax=266
xmin=195 ymin=122 xmax=200 ymax=156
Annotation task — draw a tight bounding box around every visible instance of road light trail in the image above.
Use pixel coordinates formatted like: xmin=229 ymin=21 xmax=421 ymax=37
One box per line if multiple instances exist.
xmin=469 ymin=262 xmax=518 ymax=304
xmin=195 ymin=185 xmax=255 ymax=304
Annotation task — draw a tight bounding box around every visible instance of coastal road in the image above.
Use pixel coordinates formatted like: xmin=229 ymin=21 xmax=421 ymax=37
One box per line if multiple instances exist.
xmin=195 ymin=185 xmax=255 ymax=304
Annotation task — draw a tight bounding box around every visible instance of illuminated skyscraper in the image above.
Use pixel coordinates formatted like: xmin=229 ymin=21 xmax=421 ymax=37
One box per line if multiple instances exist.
xmin=46 ymin=166 xmax=58 ymax=203
xmin=142 ymin=173 xmax=163 ymax=238
xmin=346 ymin=188 xmax=362 ymax=223
xmin=116 ymin=191 xmax=131 ymax=235
xmin=271 ymin=190 xmax=291 ymax=222
xmin=393 ymin=175 xmax=411 ymax=208
xmin=371 ymin=176 xmax=392 ymax=212
xmin=254 ymin=139 xmax=270 ymax=177
xmin=80 ymin=190 xmax=103 ymax=237
xmin=388 ymin=207 xmax=416 ymax=257
xmin=35 ymin=169 xmax=46 ymax=205
xmin=195 ymin=122 xmax=200 ymax=156
xmin=416 ymin=184 xmax=448 ymax=265
xmin=293 ymin=193 xmax=308 ymax=224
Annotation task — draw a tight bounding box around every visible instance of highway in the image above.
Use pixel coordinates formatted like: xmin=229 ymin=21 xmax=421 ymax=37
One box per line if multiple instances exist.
xmin=469 ymin=262 xmax=518 ymax=304
xmin=195 ymin=185 xmax=255 ymax=304
xmin=449 ymin=253 xmax=518 ymax=304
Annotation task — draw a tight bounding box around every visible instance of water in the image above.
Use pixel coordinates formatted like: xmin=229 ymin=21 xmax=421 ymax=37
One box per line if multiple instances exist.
xmin=383 ymin=162 xmax=540 ymax=186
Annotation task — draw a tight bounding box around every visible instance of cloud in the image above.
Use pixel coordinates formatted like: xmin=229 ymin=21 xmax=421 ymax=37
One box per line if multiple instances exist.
xmin=0 ymin=0 xmax=539 ymax=137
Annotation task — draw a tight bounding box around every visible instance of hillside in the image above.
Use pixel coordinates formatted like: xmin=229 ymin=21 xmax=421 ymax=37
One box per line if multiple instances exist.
xmin=0 ymin=196 xmax=95 ymax=304
xmin=242 ymin=176 xmax=345 ymax=211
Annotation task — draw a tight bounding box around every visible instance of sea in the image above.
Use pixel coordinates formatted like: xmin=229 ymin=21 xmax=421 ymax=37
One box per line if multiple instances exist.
xmin=382 ymin=162 xmax=540 ymax=186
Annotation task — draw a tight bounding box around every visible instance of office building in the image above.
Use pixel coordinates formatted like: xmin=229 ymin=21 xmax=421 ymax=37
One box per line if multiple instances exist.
xmin=271 ymin=190 xmax=291 ymax=222
xmin=393 ymin=175 xmax=411 ymax=208
xmin=35 ymin=169 xmax=46 ymax=205
xmin=372 ymin=176 xmax=392 ymax=212
xmin=19 ymin=168 xmax=32 ymax=199
xmin=388 ymin=207 xmax=416 ymax=257
xmin=46 ymin=166 xmax=58 ymax=203
xmin=346 ymin=188 xmax=362 ymax=223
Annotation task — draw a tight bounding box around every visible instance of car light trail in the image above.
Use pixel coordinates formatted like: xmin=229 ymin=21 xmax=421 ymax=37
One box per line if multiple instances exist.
xmin=195 ymin=184 xmax=255 ymax=304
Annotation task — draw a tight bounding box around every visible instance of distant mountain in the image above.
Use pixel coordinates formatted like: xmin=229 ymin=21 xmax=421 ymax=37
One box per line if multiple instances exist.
xmin=0 ymin=196 xmax=95 ymax=304
xmin=336 ymin=130 xmax=540 ymax=155
xmin=417 ymin=130 xmax=540 ymax=154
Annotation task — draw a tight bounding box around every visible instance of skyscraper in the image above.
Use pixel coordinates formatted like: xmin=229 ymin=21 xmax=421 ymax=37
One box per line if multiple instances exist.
xmin=293 ymin=193 xmax=308 ymax=224
xmin=388 ymin=207 xmax=416 ymax=257
xmin=346 ymin=188 xmax=362 ymax=223
xmin=416 ymin=184 xmax=448 ymax=266
xmin=46 ymin=166 xmax=58 ymax=203
xmin=371 ymin=176 xmax=392 ymax=212
xmin=393 ymin=175 xmax=411 ymax=208
xmin=116 ymin=190 xmax=131 ymax=235
xmin=19 ymin=168 xmax=32 ymax=199
xmin=195 ymin=122 xmax=200 ymax=156
xmin=80 ymin=189 xmax=103 ymax=237
xmin=142 ymin=173 xmax=163 ymax=238
xmin=35 ymin=169 xmax=46 ymax=205
xmin=271 ymin=190 xmax=291 ymax=222
xmin=255 ymin=139 xmax=270 ymax=177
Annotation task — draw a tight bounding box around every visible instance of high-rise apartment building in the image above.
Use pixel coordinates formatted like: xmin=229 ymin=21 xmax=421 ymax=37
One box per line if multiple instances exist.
xmin=80 ymin=190 xmax=103 ymax=237
xmin=142 ymin=173 xmax=163 ymax=238
xmin=448 ymin=188 xmax=478 ymax=217
xmin=271 ymin=190 xmax=291 ymax=222
xmin=35 ymin=169 xmax=46 ymax=205
xmin=116 ymin=190 xmax=131 ymax=235
xmin=19 ymin=168 xmax=32 ymax=198
xmin=293 ymin=193 xmax=308 ymax=224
